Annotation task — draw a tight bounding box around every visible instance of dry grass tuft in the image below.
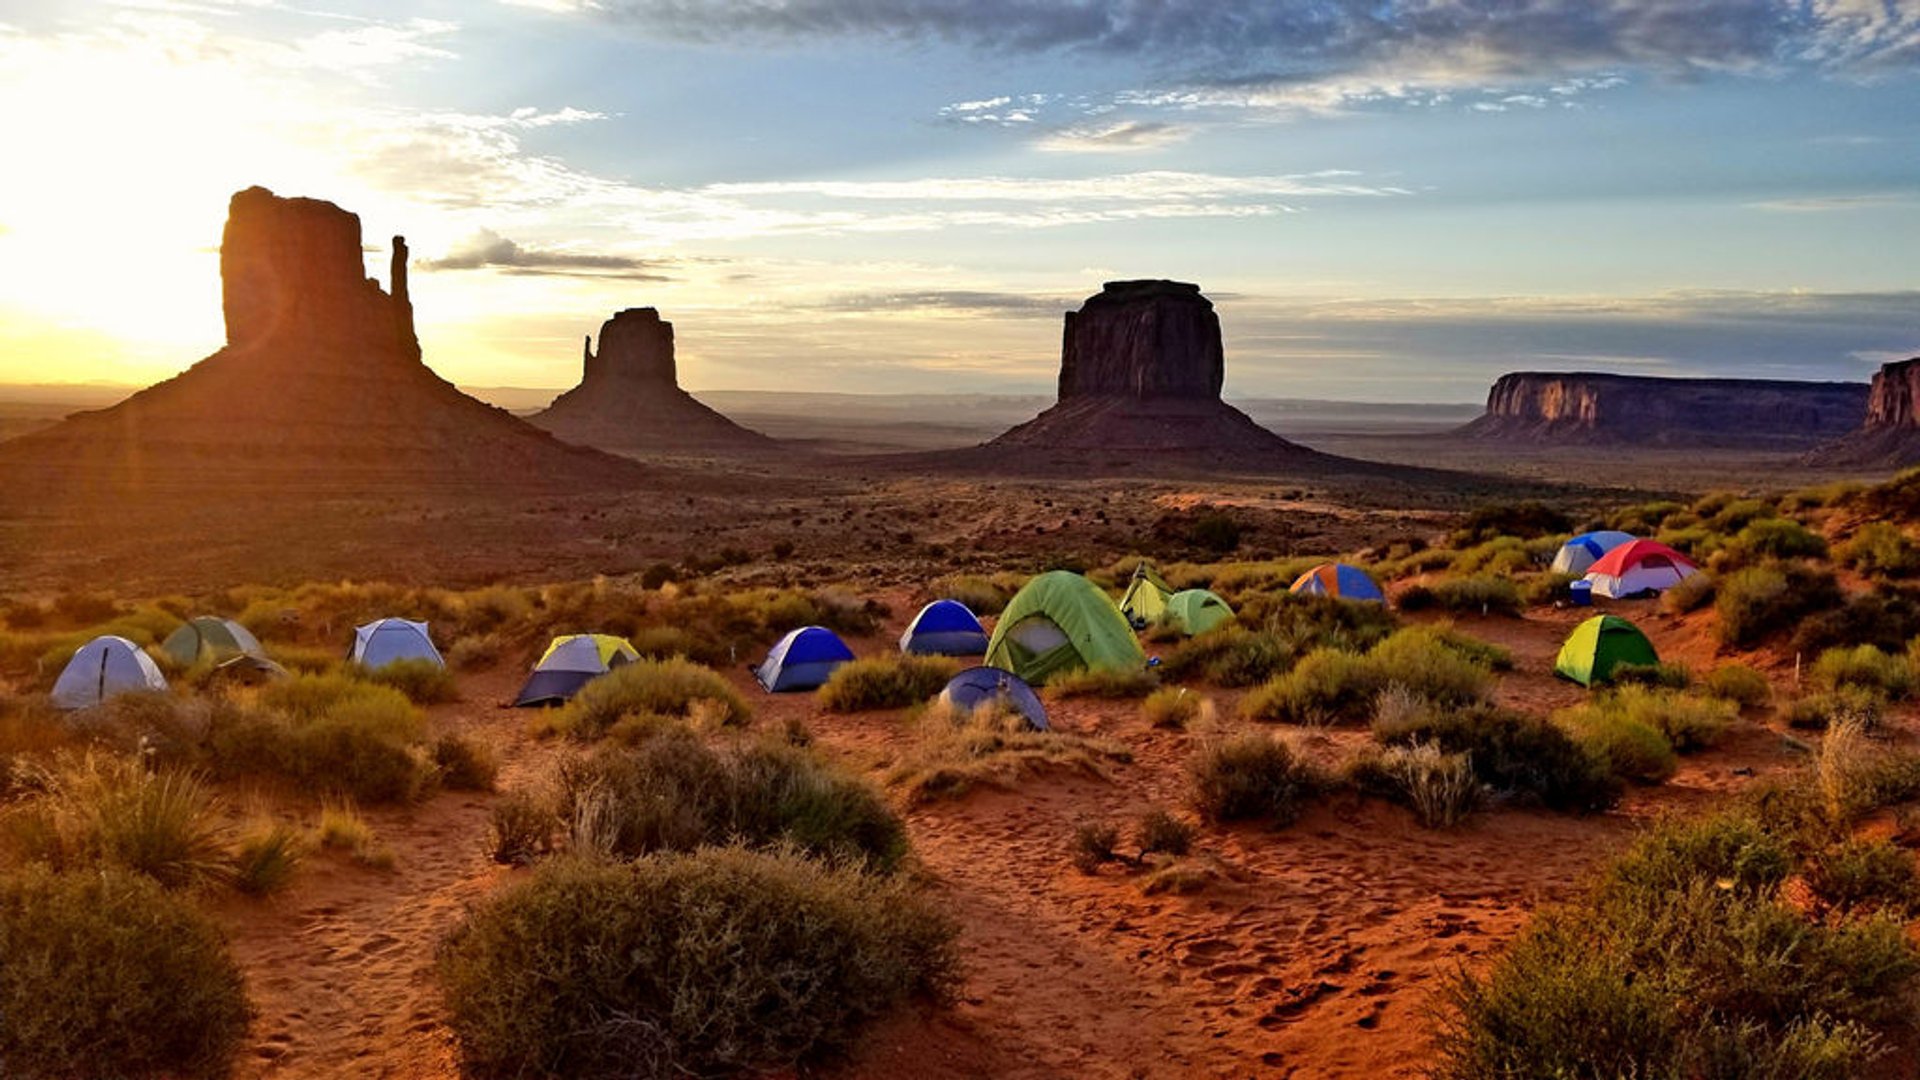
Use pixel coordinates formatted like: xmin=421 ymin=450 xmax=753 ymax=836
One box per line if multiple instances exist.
xmin=887 ymin=699 xmax=1131 ymax=804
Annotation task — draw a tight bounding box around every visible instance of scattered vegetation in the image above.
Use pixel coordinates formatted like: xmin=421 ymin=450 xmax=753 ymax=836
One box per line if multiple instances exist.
xmin=1837 ymin=522 xmax=1920 ymax=580
xmin=1395 ymin=575 xmax=1524 ymax=616
xmin=360 ymin=658 xmax=460 ymax=704
xmin=1243 ymin=626 xmax=1494 ymax=725
xmin=316 ymin=803 xmax=394 ymax=870
xmin=3 ymin=754 xmax=231 ymax=890
xmin=888 ymin=699 xmax=1130 ymax=804
xmin=231 ymin=820 xmax=306 ymax=896
xmin=1136 ymin=807 xmax=1196 ymax=857
xmin=818 ymin=655 xmax=958 ymax=712
xmin=488 ymin=790 xmax=558 ymax=866
xmin=433 ymin=734 xmax=499 ymax=792
xmin=1374 ymin=702 xmax=1620 ymax=813
xmin=539 ymin=658 xmax=750 ymax=741
xmin=1348 ymin=741 xmax=1484 ymax=828
xmin=1141 ymin=686 xmax=1209 ymax=729
xmin=1714 ymin=563 xmax=1844 ymax=648
xmin=1189 ymin=730 xmax=1325 ymax=828
xmin=1046 ymin=665 xmax=1160 ymax=699
xmin=1703 ymin=663 xmax=1772 ymax=708
xmin=1071 ymin=820 xmax=1121 ymax=873
xmin=438 ymin=847 xmax=958 ymax=1079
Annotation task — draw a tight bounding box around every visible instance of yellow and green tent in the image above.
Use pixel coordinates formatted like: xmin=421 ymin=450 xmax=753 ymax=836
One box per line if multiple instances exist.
xmin=986 ymin=571 xmax=1146 ymax=685
xmin=1119 ymin=562 xmax=1173 ymax=628
xmin=1554 ymin=615 xmax=1658 ymax=688
xmin=514 ymin=634 xmax=640 ymax=707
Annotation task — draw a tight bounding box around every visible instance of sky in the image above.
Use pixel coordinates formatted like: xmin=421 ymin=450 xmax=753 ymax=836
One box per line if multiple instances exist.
xmin=0 ymin=0 xmax=1915 ymax=402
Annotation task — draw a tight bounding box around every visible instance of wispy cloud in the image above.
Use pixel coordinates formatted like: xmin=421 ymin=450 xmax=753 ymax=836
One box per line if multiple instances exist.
xmin=1034 ymin=120 xmax=1190 ymax=153
xmin=423 ymin=228 xmax=673 ymax=278
xmin=1746 ymin=192 xmax=1916 ymax=212
xmin=815 ymin=289 xmax=1070 ymax=315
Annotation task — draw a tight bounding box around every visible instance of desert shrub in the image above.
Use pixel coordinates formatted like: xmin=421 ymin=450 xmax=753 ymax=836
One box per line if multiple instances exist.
xmin=316 ymin=803 xmax=393 ymax=869
xmin=1790 ymin=589 xmax=1920 ymax=654
xmin=1662 ymin=570 xmax=1718 ymax=614
xmin=359 ymin=658 xmax=460 ymax=704
xmin=1188 ymin=731 xmax=1325 ymax=827
xmin=818 ymin=655 xmax=957 ymax=712
xmin=1448 ymin=537 xmax=1535 ymax=576
xmin=1370 ymin=627 xmax=1497 ymax=704
xmin=447 ymin=634 xmax=504 ymax=672
xmin=489 ymin=790 xmax=559 ymax=865
xmin=213 ymin=680 xmax=434 ymax=803
xmin=1248 ymin=593 xmax=1399 ymax=653
xmin=434 ymin=734 xmax=499 ymax=792
xmin=4 ymin=755 xmax=231 ymax=890
xmin=1136 ymin=808 xmax=1196 ymax=856
xmin=1608 ymin=499 xmax=1687 ymax=535
xmin=1374 ymin=705 xmax=1619 ymax=812
xmin=1453 ymin=500 xmax=1573 ymax=545
xmin=1704 ymin=663 xmax=1771 ymax=708
xmin=1558 ymin=708 xmax=1676 ymax=784
xmin=558 ymin=734 xmax=907 ymax=870
xmin=1805 ymin=838 xmax=1920 ymax=917
xmin=1715 ymin=563 xmax=1845 ymax=648
xmin=1718 ymin=519 xmax=1827 ymax=566
xmin=438 ymin=847 xmax=958 ymax=1079
xmin=0 ymin=866 xmax=251 ymax=1078
xmin=1566 ymin=686 xmax=1733 ymax=753
xmin=1810 ymin=644 xmax=1914 ymax=700
xmin=1409 ymin=575 xmax=1524 ymax=616
xmin=934 ymin=576 xmax=1013 ymax=616
xmin=1158 ymin=627 xmax=1293 ymax=687
xmin=1349 ymin=742 xmax=1483 ymax=828
xmin=1141 ymin=686 xmax=1208 ymax=728
xmin=1605 ymin=661 xmax=1694 ymax=690
xmin=1519 ymin=571 xmax=1581 ymax=606
xmin=1838 ymin=523 xmax=1920 ymax=579
xmin=1071 ymin=820 xmax=1120 ymax=873
xmin=1812 ymin=719 xmax=1920 ymax=825
xmin=544 ymin=658 xmax=750 ymax=740
xmin=1781 ymin=686 xmax=1886 ymax=732
xmin=1046 ymin=666 xmax=1159 ymax=699
xmin=1706 ymin=496 xmax=1778 ymax=532
xmin=1187 ymin=511 xmax=1243 ymax=553
xmin=1436 ymin=809 xmax=1919 ymax=1080
xmin=888 ymin=699 xmax=1130 ymax=803
xmin=1244 ymin=627 xmax=1492 ymax=725
xmin=232 ymin=820 xmax=306 ymax=895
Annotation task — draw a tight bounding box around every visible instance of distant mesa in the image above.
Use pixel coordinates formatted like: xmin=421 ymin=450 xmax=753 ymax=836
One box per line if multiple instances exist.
xmin=0 ymin=186 xmax=638 ymax=491
xmin=1458 ymin=371 xmax=1868 ymax=448
xmin=530 ymin=307 xmax=774 ymax=454
xmin=1805 ymin=357 xmax=1920 ymax=467
xmin=988 ymin=280 xmax=1317 ymax=458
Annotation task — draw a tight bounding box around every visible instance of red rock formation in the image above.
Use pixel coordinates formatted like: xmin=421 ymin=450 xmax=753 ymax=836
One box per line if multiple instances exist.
xmin=531 ymin=308 xmax=773 ymax=453
xmin=0 ymin=187 xmax=639 ymax=492
xmin=1461 ymin=372 xmax=1867 ymax=448
xmin=1806 ymin=358 xmax=1920 ymax=466
xmin=990 ymin=280 xmax=1312 ymax=457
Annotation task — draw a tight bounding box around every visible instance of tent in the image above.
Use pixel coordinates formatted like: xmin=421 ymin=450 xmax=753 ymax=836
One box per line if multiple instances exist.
xmin=938 ymin=666 xmax=1049 ymax=731
xmin=51 ymin=636 xmax=168 ymax=710
xmin=984 ymin=571 xmax=1145 ymax=685
xmin=1164 ymin=589 xmax=1235 ymax=636
xmin=161 ymin=616 xmax=265 ymax=667
xmin=515 ymin=634 xmax=640 ymax=707
xmin=350 ymin=618 xmax=445 ymax=670
xmin=754 ymin=626 xmax=855 ymax=692
xmin=1555 ymin=615 xmax=1660 ymax=687
xmin=1289 ymin=563 xmax=1386 ymax=603
xmin=899 ymin=600 xmax=990 ymax=656
xmin=1119 ymin=563 xmax=1173 ymax=629
xmin=1551 ymin=531 xmax=1637 ymax=575
xmin=1583 ymin=540 xmax=1700 ymax=599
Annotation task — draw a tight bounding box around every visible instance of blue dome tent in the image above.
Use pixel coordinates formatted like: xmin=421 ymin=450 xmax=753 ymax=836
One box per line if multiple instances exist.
xmin=1551 ymin=530 xmax=1637 ymax=575
xmin=938 ymin=666 xmax=1049 ymax=731
xmin=899 ymin=600 xmax=990 ymax=656
xmin=753 ymin=626 xmax=855 ymax=692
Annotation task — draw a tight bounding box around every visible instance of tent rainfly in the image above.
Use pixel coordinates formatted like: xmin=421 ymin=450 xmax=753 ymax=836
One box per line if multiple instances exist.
xmin=899 ymin=600 xmax=990 ymax=656
xmin=51 ymin=636 xmax=168 ymax=710
xmin=984 ymin=571 xmax=1145 ymax=685
xmin=350 ymin=619 xmax=445 ymax=670
xmin=1583 ymin=540 xmax=1700 ymax=599
xmin=754 ymin=626 xmax=855 ymax=692
xmin=515 ymin=634 xmax=640 ymax=707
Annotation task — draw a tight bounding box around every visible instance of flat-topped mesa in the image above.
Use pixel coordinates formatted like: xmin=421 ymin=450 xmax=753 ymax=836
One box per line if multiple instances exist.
xmin=987 ymin=280 xmax=1313 ymax=458
xmin=220 ymin=185 xmax=417 ymax=358
xmin=584 ymin=308 xmax=677 ymax=388
xmin=1059 ymin=280 xmax=1223 ymax=401
xmin=531 ymin=308 xmax=773 ymax=454
xmin=1460 ymin=371 xmax=1869 ymax=448
xmin=1805 ymin=357 xmax=1920 ymax=466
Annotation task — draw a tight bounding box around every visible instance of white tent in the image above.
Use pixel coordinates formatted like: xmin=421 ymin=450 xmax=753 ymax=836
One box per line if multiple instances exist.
xmin=51 ymin=636 xmax=168 ymax=710
xmin=350 ymin=618 xmax=445 ymax=669
xmin=1550 ymin=531 xmax=1636 ymax=575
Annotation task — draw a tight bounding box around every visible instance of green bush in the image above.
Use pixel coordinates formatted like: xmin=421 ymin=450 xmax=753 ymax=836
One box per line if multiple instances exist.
xmin=1662 ymin=571 xmax=1718 ymax=614
xmin=1188 ymin=731 xmax=1325 ymax=827
xmin=1453 ymin=501 xmax=1573 ymax=545
xmin=1519 ymin=571 xmax=1581 ymax=607
xmin=558 ymin=734 xmax=907 ymax=871
xmin=817 ymin=655 xmax=957 ymax=712
xmin=1136 ymin=808 xmax=1196 ymax=856
xmin=1244 ymin=593 xmax=1399 ymax=654
xmin=1608 ymin=499 xmax=1687 ymax=535
xmin=1560 ymin=686 xmax=1734 ymax=753
xmin=212 ymin=682 xmax=435 ymax=803
xmin=1715 ymin=563 xmax=1844 ymax=648
xmin=1704 ymin=664 xmax=1771 ymax=708
xmin=1805 ymin=838 xmax=1920 ymax=917
xmin=933 ymin=576 xmax=1013 ymax=616
xmin=1719 ymin=518 xmax=1827 ymax=566
xmin=434 ymin=734 xmax=499 ymax=792
xmin=1141 ymin=686 xmax=1207 ymax=728
xmin=1706 ymin=496 xmax=1778 ymax=532
xmin=1158 ymin=627 xmax=1294 ymax=687
xmin=488 ymin=790 xmax=558 ymax=866
xmin=4 ymin=754 xmax=232 ymax=890
xmin=0 ymin=866 xmax=251 ymax=1079
xmin=1407 ymin=575 xmax=1524 ymax=616
xmin=1781 ymin=686 xmax=1886 ymax=732
xmin=360 ymin=658 xmax=460 ymax=704
xmin=1347 ymin=742 xmax=1484 ymax=828
xmin=1558 ymin=707 xmax=1677 ymax=784
xmin=545 ymin=658 xmax=750 ymax=740
xmin=438 ymin=848 xmax=958 ymax=1079
xmin=1046 ymin=665 xmax=1160 ymax=699
xmin=1838 ymin=523 xmax=1920 ymax=579
xmin=1809 ymin=644 xmax=1914 ymax=700
xmin=1242 ymin=648 xmax=1385 ymax=724
xmin=1605 ymin=661 xmax=1693 ymax=690
xmin=1375 ymin=705 xmax=1620 ymax=812
xmin=232 ymin=820 xmax=306 ymax=896
xmin=1790 ymin=589 xmax=1920 ymax=655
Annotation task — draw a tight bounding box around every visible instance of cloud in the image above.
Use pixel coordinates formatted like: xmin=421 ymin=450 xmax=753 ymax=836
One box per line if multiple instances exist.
xmin=703 ymin=170 xmax=1402 ymax=201
xmin=816 ymin=289 xmax=1070 ymax=315
xmin=1745 ymin=192 xmax=1916 ymax=212
xmin=1034 ymin=120 xmax=1190 ymax=153
xmin=423 ymin=229 xmax=673 ymax=278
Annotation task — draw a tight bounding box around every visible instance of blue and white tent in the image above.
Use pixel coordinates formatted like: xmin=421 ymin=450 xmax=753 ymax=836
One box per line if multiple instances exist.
xmin=1551 ymin=531 xmax=1637 ymax=575
xmin=899 ymin=600 xmax=990 ymax=656
xmin=51 ymin=636 xmax=168 ymax=711
xmin=938 ymin=666 xmax=1049 ymax=731
xmin=754 ymin=626 xmax=855 ymax=692
xmin=350 ymin=618 xmax=445 ymax=670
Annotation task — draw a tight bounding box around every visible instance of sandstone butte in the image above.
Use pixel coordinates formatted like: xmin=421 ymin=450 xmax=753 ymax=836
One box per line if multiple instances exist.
xmin=1806 ymin=356 xmax=1920 ymax=467
xmin=1458 ymin=371 xmax=1868 ymax=449
xmin=531 ymin=307 xmax=774 ymax=454
xmin=0 ymin=186 xmax=642 ymax=492
xmin=989 ymin=279 xmax=1319 ymax=458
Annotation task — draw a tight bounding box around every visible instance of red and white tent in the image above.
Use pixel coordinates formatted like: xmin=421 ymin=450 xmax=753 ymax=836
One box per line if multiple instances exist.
xmin=1583 ymin=539 xmax=1699 ymax=599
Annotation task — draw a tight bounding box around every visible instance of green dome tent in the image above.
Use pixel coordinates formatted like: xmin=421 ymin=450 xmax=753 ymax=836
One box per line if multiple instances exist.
xmin=161 ymin=616 xmax=265 ymax=668
xmin=985 ymin=571 xmax=1146 ymax=685
xmin=1555 ymin=615 xmax=1659 ymax=688
xmin=1118 ymin=562 xmax=1173 ymax=629
xmin=1164 ymin=589 xmax=1234 ymax=636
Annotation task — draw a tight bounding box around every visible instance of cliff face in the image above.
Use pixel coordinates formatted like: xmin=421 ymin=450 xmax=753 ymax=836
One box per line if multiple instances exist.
xmin=1805 ymin=358 xmax=1920 ymax=467
xmin=989 ymin=280 xmax=1313 ymax=458
xmin=0 ymin=187 xmax=639 ymax=492
xmin=531 ymin=308 xmax=772 ymax=453
xmin=1460 ymin=372 xmax=1868 ymax=448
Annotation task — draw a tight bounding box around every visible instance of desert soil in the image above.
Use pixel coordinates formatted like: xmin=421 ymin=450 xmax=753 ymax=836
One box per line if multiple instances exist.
xmin=209 ymin=593 xmax=1829 ymax=1080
